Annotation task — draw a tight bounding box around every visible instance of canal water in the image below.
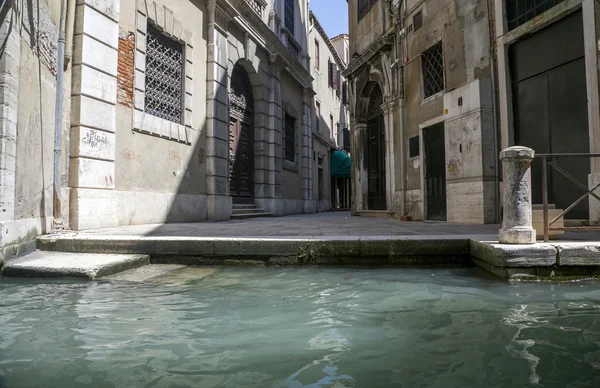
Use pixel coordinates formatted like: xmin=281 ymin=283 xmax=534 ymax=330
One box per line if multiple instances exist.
xmin=1 ymin=267 xmax=599 ymax=387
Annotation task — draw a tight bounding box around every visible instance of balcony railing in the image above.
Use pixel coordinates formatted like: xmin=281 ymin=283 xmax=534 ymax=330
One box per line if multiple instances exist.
xmin=245 ymin=0 xmax=267 ymax=19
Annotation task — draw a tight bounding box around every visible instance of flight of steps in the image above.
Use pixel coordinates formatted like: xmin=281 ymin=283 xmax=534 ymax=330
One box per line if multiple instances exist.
xmin=230 ymin=201 xmax=273 ymax=220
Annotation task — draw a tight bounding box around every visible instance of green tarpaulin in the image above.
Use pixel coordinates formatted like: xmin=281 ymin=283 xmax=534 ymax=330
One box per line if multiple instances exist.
xmin=330 ymin=150 xmax=351 ymax=178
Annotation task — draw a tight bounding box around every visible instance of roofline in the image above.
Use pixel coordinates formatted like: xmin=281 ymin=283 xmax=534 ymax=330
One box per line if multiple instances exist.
xmin=309 ymin=10 xmax=347 ymax=70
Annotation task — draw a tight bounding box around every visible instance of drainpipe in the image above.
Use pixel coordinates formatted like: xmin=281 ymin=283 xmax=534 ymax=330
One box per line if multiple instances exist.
xmin=63 ymin=0 xmax=76 ymax=69
xmin=487 ymin=0 xmax=501 ymax=223
xmin=53 ymin=0 xmax=68 ymax=229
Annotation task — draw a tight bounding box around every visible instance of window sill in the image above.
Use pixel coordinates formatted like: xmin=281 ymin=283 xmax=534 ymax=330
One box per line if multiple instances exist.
xmin=421 ymin=90 xmax=444 ymax=105
xmin=133 ymin=110 xmax=192 ymax=144
xmin=283 ymin=159 xmax=299 ymax=172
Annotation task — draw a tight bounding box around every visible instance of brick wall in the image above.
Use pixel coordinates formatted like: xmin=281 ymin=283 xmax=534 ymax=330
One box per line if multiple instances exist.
xmin=117 ymin=31 xmax=135 ymax=107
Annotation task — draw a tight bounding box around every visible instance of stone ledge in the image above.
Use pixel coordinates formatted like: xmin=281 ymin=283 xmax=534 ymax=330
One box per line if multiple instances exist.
xmin=470 ymin=239 xmax=557 ymax=267
xmin=556 ymin=243 xmax=600 ymax=266
xmin=2 ymin=251 xmax=149 ymax=279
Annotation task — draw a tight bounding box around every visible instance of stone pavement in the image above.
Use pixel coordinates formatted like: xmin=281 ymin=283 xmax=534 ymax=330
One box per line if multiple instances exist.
xmin=70 ymin=211 xmax=501 ymax=238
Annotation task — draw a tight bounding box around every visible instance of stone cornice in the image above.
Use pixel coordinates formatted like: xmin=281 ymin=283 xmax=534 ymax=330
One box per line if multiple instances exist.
xmin=342 ymin=33 xmax=394 ymax=79
xmin=220 ymin=0 xmax=313 ymax=89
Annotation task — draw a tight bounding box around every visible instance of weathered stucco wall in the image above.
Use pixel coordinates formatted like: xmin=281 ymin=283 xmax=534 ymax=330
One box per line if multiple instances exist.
xmin=15 ymin=0 xmax=60 ymax=221
xmin=403 ymin=0 xmax=492 ymax=220
xmin=114 ymin=0 xmax=208 ymax=224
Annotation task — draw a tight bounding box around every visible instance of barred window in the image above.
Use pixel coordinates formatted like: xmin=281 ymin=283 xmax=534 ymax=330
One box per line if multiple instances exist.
xmin=144 ymin=23 xmax=184 ymax=123
xmin=507 ymin=0 xmax=565 ymax=30
xmin=285 ymin=0 xmax=294 ymax=33
xmin=284 ymin=113 xmax=295 ymax=162
xmin=421 ymin=42 xmax=444 ymax=99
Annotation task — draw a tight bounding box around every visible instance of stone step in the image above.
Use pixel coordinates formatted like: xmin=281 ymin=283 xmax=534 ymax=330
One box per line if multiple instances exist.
xmin=2 ymin=251 xmax=149 ymax=279
xmin=232 ymin=208 xmax=267 ymax=215
xmin=232 ymin=204 xmax=257 ymax=210
xmin=230 ymin=212 xmax=274 ymax=220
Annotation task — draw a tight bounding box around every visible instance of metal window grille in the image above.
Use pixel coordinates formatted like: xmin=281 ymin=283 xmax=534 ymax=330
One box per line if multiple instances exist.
xmin=285 ymin=0 xmax=294 ymax=32
xmin=421 ymin=42 xmax=444 ymax=99
xmin=507 ymin=0 xmax=565 ymax=30
xmin=144 ymin=23 xmax=184 ymax=123
xmin=284 ymin=113 xmax=295 ymax=162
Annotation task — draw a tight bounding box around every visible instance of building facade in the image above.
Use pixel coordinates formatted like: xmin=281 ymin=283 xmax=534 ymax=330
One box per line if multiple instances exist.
xmin=344 ymin=0 xmax=600 ymax=224
xmin=0 ymin=0 xmax=331 ymax=264
xmin=344 ymin=0 xmax=497 ymax=223
xmin=309 ymin=12 xmax=351 ymax=212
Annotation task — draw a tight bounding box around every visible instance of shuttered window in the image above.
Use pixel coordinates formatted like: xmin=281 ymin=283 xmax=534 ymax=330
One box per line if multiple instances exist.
xmin=358 ymin=0 xmax=378 ymax=21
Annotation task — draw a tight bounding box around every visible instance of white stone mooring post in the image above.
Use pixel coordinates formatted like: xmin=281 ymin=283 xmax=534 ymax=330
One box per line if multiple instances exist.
xmin=499 ymin=146 xmax=536 ymax=244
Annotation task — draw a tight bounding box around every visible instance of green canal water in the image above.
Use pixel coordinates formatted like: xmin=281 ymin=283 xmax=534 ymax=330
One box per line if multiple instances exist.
xmin=1 ymin=267 xmax=600 ymax=388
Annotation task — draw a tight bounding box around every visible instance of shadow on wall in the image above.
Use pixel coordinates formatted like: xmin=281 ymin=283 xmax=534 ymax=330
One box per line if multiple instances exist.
xmin=138 ymin=0 xmax=312 ymax=234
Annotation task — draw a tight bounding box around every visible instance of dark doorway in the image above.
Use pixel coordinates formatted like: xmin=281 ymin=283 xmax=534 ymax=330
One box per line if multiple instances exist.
xmin=511 ymin=10 xmax=589 ymax=219
xmin=229 ymin=64 xmax=254 ymax=198
xmin=424 ymin=123 xmax=446 ymax=221
xmin=365 ymin=83 xmax=386 ymax=210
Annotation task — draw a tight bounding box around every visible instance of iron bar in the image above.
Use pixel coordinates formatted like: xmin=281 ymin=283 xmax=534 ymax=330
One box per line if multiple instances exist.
xmin=549 ymin=180 xmax=600 ymax=226
xmin=535 ymin=153 xmax=600 ymax=158
xmin=547 ymin=160 xmax=600 ymax=203
xmin=542 ymin=157 xmax=549 ymax=242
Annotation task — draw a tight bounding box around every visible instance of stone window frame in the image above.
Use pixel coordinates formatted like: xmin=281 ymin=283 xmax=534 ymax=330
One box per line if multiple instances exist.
xmin=133 ymin=0 xmax=195 ymax=144
xmin=282 ymin=101 xmax=300 ymax=172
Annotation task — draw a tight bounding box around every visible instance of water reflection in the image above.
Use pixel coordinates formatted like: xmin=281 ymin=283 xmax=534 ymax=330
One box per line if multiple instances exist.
xmin=0 ymin=268 xmax=599 ymax=387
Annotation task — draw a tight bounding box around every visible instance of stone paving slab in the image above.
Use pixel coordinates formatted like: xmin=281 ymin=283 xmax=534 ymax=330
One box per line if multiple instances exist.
xmin=63 ymin=212 xmax=502 ymax=237
xmin=3 ymin=251 xmax=149 ymax=279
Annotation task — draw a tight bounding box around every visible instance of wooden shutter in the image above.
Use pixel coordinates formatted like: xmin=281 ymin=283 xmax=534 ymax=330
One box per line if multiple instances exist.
xmin=342 ymin=81 xmax=348 ymax=105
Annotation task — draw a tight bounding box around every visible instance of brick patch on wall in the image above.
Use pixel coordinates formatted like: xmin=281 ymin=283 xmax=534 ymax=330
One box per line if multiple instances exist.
xmin=117 ymin=31 xmax=135 ymax=107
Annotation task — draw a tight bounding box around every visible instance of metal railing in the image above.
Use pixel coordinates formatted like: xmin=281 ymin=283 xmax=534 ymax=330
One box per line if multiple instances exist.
xmin=537 ymin=153 xmax=600 ymax=242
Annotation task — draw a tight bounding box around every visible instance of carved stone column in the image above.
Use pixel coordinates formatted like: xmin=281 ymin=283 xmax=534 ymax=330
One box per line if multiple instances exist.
xmin=499 ymin=146 xmax=536 ymax=244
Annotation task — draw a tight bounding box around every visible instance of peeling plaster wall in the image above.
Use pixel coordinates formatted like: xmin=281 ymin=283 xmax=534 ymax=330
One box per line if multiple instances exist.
xmin=1 ymin=0 xmax=66 ymax=263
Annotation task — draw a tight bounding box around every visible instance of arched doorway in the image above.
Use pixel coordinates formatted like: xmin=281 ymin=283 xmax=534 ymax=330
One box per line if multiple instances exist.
xmin=229 ymin=64 xmax=254 ymax=199
xmin=365 ymin=83 xmax=386 ymax=210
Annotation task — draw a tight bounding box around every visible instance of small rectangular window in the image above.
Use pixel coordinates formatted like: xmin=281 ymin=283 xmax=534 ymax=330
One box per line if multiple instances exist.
xmin=145 ymin=23 xmax=184 ymax=123
xmin=421 ymin=41 xmax=444 ymax=99
xmin=409 ymin=136 xmax=420 ymax=158
xmin=343 ymin=126 xmax=350 ymax=152
xmin=284 ymin=113 xmax=295 ymax=162
xmin=330 ymin=114 xmax=334 ymax=132
xmin=413 ymin=10 xmax=423 ymax=31
xmin=314 ymin=39 xmax=320 ymax=70
xmin=315 ymin=101 xmax=321 ymax=131
xmin=358 ymin=0 xmax=379 ymax=21
xmin=342 ymin=81 xmax=348 ymax=105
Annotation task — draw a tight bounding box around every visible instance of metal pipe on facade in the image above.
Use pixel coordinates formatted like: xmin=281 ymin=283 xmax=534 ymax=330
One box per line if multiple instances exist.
xmin=63 ymin=0 xmax=76 ymax=69
xmin=487 ymin=0 xmax=501 ymax=223
xmin=52 ymin=0 xmax=68 ymax=229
